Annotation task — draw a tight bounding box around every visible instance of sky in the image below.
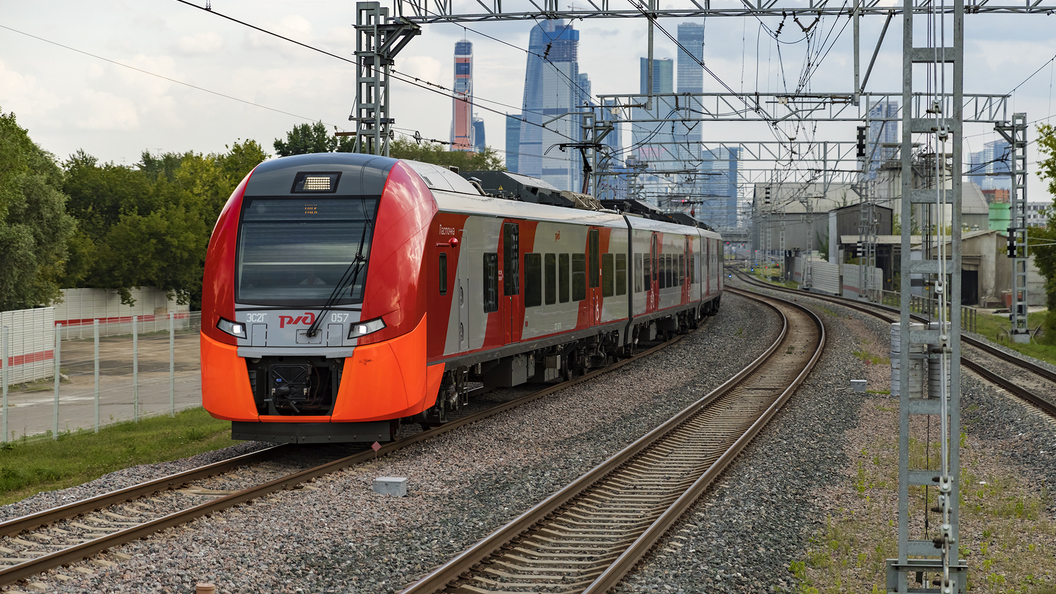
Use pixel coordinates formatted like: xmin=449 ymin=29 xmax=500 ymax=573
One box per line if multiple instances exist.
xmin=2 ymin=0 xmax=1056 ymax=202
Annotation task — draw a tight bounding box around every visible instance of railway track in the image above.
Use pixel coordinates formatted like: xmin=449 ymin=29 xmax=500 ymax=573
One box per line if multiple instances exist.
xmin=733 ymin=271 xmax=1056 ymax=419
xmin=0 ymin=329 xmax=696 ymax=591
xmin=398 ymin=288 xmax=824 ymax=594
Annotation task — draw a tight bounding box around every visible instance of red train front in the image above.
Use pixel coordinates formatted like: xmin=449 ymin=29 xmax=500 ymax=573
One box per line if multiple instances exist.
xmin=201 ymin=152 xmax=722 ymax=443
xmin=201 ymin=153 xmax=445 ymax=443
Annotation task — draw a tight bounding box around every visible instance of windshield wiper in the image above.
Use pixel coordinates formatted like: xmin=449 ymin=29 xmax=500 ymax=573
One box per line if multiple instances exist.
xmin=306 ymin=219 xmax=371 ymax=338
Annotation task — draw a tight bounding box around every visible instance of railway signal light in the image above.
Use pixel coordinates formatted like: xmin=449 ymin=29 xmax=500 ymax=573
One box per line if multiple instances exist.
xmin=1007 ymin=229 xmax=1017 ymax=258
xmin=856 ymin=126 xmax=867 ymax=159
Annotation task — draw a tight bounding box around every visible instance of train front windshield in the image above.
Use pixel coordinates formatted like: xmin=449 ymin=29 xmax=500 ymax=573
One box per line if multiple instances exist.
xmin=236 ymin=197 xmax=378 ymax=306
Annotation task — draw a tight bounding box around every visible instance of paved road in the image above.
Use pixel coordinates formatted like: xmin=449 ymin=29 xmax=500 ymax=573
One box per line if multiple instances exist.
xmin=1 ymin=331 xmax=203 ymax=441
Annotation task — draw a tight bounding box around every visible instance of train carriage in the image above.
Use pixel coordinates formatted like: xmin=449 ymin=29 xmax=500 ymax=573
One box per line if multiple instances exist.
xmin=201 ymin=153 xmax=721 ymax=443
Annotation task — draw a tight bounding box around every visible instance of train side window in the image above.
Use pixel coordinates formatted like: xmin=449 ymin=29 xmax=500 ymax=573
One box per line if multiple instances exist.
xmin=634 ymin=254 xmax=643 ymax=293
xmin=503 ymin=223 xmax=520 ymax=296
xmin=525 ymin=253 xmax=542 ymax=308
xmin=643 ymin=254 xmax=651 ymax=291
xmin=665 ymin=255 xmax=672 ymax=288
xmin=559 ymin=254 xmax=570 ymax=303
xmin=601 ymin=253 xmax=614 ymax=297
xmin=588 ymin=230 xmax=600 ymax=288
xmin=483 ymin=253 xmax=498 ymax=313
xmin=658 ymin=255 xmax=667 ymax=289
xmin=572 ymin=253 xmax=586 ymax=301
xmin=679 ymin=254 xmax=685 ymax=286
xmin=439 ymin=253 xmax=448 ymax=295
xmin=615 ymin=253 xmax=627 ymax=296
xmin=545 ymin=253 xmax=557 ymax=305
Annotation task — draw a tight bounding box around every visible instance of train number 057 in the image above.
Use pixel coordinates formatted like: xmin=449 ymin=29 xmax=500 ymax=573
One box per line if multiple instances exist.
xmin=331 ymin=313 xmax=350 ymax=323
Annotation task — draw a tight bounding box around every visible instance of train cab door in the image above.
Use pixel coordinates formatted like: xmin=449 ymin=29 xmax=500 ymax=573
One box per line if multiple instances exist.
xmin=501 ymin=222 xmax=521 ymax=344
xmin=588 ymin=229 xmax=601 ymax=325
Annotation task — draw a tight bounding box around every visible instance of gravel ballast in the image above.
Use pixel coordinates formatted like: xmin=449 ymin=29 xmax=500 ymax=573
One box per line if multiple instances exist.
xmin=4 ymin=293 xmax=779 ymax=593
xmin=4 ymin=286 xmax=1054 ymax=593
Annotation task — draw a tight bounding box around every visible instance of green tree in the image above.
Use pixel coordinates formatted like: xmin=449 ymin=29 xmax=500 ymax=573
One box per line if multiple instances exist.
xmin=388 ymin=136 xmax=505 ymax=171
xmin=0 ymin=109 xmax=76 ymax=311
xmin=273 ymin=121 xmax=354 ymax=156
xmin=61 ymin=141 xmax=268 ymax=307
xmin=1030 ymin=123 xmax=1056 ymax=342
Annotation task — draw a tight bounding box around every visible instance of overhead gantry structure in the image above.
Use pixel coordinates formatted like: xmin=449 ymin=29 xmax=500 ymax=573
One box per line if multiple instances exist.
xmin=350 ymin=3 xmax=1056 ymax=590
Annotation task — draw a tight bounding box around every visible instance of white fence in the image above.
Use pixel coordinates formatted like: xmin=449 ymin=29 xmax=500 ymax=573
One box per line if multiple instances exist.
xmin=1 ymin=312 xmax=203 ymax=441
xmin=1 ymin=307 xmax=55 ymax=384
xmin=55 ymin=287 xmax=192 ymax=340
xmin=810 ymin=261 xmax=842 ymax=295
xmin=841 ymin=263 xmax=885 ymax=299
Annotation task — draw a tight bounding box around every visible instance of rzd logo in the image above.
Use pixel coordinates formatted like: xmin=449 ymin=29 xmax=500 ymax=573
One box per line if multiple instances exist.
xmin=279 ymin=312 xmax=316 ymax=328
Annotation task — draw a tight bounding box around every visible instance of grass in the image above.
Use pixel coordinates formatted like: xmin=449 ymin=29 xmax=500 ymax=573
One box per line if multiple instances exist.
xmin=791 ymin=415 xmax=1056 ymax=593
xmin=0 ymin=407 xmax=237 ymax=506
xmin=972 ymin=310 xmax=1056 ymax=367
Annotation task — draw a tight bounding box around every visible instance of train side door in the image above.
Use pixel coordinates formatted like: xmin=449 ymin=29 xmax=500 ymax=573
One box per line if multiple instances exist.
xmin=683 ymin=237 xmax=691 ymax=302
xmin=704 ymin=238 xmax=710 ymax=297
xmin=646 ymin=232 xmax=654 ymax=310
xmin=588 ymin=229 xmax=601 ymax=325
xmin=502 ymin=222 xmax=521 ymax=344
xmin=456 ymin=276 xmax=469 ymax=352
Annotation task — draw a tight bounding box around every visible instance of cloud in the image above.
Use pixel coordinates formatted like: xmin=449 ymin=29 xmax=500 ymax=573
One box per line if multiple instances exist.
xmin=398 ymin=55 xmax=445 ymax=83
xmin=175 ymin=32 xmax=224 ymax=55
xmin=0 ymin=60 xmax=65 ymax=119
xmin=76 ymin=89 xmax=139 ymax=131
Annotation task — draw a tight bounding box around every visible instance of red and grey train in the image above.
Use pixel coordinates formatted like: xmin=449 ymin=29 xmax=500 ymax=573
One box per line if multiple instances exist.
xmin=201 ymin=153 xmax=723 ymax=443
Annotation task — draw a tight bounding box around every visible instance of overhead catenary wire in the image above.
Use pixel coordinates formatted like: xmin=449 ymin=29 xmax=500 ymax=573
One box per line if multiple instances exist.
xmin=172 ymin=0 xmax=583 ymax=146
xmin=0 ymin=23 xmax=342 ymax=130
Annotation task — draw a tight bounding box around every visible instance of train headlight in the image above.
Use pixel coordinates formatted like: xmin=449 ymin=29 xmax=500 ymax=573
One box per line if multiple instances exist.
xmin=217 ymin=317 xmax=247 ymax=339
xmin=348 ymin=317 xmax=386 ymax=339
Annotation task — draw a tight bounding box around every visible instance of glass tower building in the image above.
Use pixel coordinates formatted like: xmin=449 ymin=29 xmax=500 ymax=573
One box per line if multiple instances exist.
xmin=519 ymin=20 xmax=587 ymax=191
xmin=632 ymin=57 xmax=674 ymax=165
xmin=451 ymin=41 xmax=474 ymax=151
xmin=867 ymin=99 xmax=899 ymax=178
xmin=505 ymin=114 xmax=521 ymax=173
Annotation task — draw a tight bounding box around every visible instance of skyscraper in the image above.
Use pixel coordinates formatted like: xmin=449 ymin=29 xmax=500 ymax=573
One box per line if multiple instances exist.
xmin=867 ymin=99 xmax=898 ymax=178
xmin=451 ymin=41 xmax=474 ymax=151
xmin=519 ymin=20 xmax=586 ymax=191
xmin=699 ymin=147 xmax=739 ymax=229
xmin=676 ymin=23 xmax=706 ymax=205
xmin=472 ymin=117 xmax=486 ymax=153
xmin=979 ymin=139 xmax=1011 ymax=191
xmin=967 ymin=140 xmax=1011 ymax=191
xmin=632 ymin=57 xmax=674 ymax=165
xmin=639 ymin=57 xmax=673 ymax=94
xmin=505 ymin=114 xmax=521 ymax=173
xmin=676 ymin=23 xmax=704 ymax=95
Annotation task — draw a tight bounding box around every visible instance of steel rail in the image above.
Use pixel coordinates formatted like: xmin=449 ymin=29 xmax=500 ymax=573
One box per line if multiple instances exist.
xmin=0 ymin=329 xmax=690 ymax=588
xmin=398 ymin=289 xmax=825 ymax=594
xmin=733 ymin=271 xmax=1056 ymax=419
xmin=0 ymin=445 xmax=288 ymax=538
xmin=584 ymin=288 xmax=826 ymax=593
